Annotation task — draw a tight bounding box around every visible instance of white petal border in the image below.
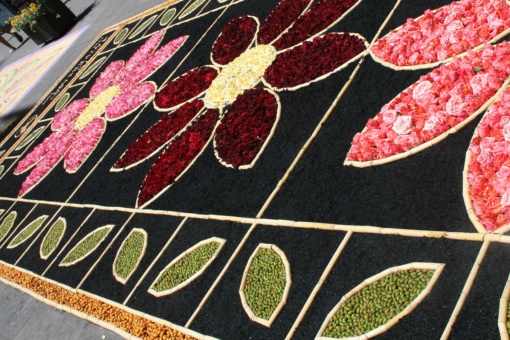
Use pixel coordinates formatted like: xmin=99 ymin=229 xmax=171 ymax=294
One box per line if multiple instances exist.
xmin=148 ymin=237 xmax=226 ymax=297
xmin=316 ymin=262 xmax=445 ymax=340
xmin=239 ymin=243 xmax=292 ymax=328
xmin=112 ymin=228 xmax=148 ymax=285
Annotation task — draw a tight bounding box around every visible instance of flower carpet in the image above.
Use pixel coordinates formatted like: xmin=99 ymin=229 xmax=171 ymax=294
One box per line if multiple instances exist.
xmin=1 ymin=0 xmax=510 ymax=338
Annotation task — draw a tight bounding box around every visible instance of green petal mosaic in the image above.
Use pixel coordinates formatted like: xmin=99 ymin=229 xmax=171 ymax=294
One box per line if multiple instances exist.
xmin=59 ymin=225 xmax=113 ymax=266
xmin=7 ymin=215 xmax=48 ymax=249
xmin=0 ymin=211 xmax=16 ymax=243
xmin=40 ymin=217 xmax=66 ymax=260
xmin=113 ymin=228 xmax=147 ymax=284
xmin=14 ymin=127 xmax=44 ymax=151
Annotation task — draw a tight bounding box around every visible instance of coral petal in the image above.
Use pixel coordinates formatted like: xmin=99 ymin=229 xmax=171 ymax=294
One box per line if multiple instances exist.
xmin=137 ymin=108 xmax=219 ymax=208
xmin=113 ymin=99 xmax=204 ymax=170
xmin=214 ymin=88 xmax=280 ymax=168
xmin=64 ymin=117 xmax=106 ymax=173
xmin=105 ymin=82 xmax=156 ymax=120
xmin=211 ymin=16 xmax=258 ymax=65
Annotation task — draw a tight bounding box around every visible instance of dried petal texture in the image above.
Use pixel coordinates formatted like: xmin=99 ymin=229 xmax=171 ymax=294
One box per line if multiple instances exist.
xmin=346 ymin=42 xmax=510 ymax=163
xmin=273 ymin=0 xmax=359 ymax=50
xmin=257 ymin=0 xmax=312 ymax=45
xmin=114 ymin=100 xmax=204 ymax=170
xmin=137 ymin=109 xmax=219 ymax=208
xmin=371 ymin=0 xmax=510 ymax=67
xmin=264 ymin=33 xmax=366 ymax=90
xmin=89 ymin=61 xmax=124 ymax=99
xmin=51 ymin=99 xmax=89 ymax=131
xmin=64 ymin=118 xmax=106 ymax=173
xmin=154 ymin=67 xmax=218 ymax=110
xmin=466 ymin=88 xmax=510 ymax=232
xmin=211 ymin=16 xmax=258 ymax=65
xmin=105 ymin=82 xmax=156 ymax=120
xmin=215 ymin=88 xmax=279 ymax=168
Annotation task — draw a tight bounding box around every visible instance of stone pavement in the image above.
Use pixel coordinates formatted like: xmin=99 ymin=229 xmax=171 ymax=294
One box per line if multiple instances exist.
xmin=0 ymin=0 xmax=182 ymax=338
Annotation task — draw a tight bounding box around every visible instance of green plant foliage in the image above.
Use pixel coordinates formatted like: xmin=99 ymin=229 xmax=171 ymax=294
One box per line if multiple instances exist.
xmin=15 ymin=127 xmax=44 ymax=151
xmin=152 ymin=241 xmax=220 ymax=292
xmin=60 ymin=226 xmax=112 ymax=266
xmin=40 ymin=218 xmax=66 ymax=259
xmin=323 ymin=269 xmax=434 ymax=338
xmin=179 ymin=0 xmax=206 ymax=19
xmin=0 ymin=211 xmax=16 ymax=243
xmin=8 ymin=215 xmax=48 ymax=249
xmin=244 ymin=248 xmax=286 ymax=320
xmin=114 ymin=230 xmax=146 ymax=282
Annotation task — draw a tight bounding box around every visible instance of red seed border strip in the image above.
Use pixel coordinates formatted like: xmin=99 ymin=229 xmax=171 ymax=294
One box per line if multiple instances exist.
xmin=0 ymin=261 xmax=209 ymax=340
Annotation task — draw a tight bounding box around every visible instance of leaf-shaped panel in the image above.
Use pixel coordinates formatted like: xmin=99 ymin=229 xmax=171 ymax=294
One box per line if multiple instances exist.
xmin=239 ymin=244 xmax=291 ymax=327
xmin=59 ymin=225 xmax=113 ymax=267
xmin=7 ymin=215 xmax=48 ymax=249
xmin=40 ymin=217 xmax=66 ymax=260
xmin=317 ymin=263 xmax=444 ymax=339
xmin=148 ymin=237 xmax=225 ymax=297
xmin=15 ymin=126 xmax=44 ymax=151
xmin=0 ymin=211 xmax=15 ymax=243
xmin=113 ymin=228 xmax=147 ymax=284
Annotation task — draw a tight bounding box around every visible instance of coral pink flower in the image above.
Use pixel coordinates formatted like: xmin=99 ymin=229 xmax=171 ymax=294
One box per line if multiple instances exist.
xmin=113 ymin=0 xmax=368 ymax=208
xmin=13 ymin=30 xmax=187 ymax=197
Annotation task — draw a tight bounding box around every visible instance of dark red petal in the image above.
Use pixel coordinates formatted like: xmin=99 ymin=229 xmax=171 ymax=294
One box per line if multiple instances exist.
xmin=211 ymin=16 xmax=258 ymax=65
xmin=273 ymin=0 xmax=360 ymax=51
xmin=257 ymin=0 xmax=312 ymax=45
xmin=214 ymin=88 xmax=279 ymax=169
xmin=137 ymin=108 xmax=219 ymax=208
xmin=154 ymin=66 xmax=217 ymax=110
xmin=264 ymin=33 xmax=366 ymax=90
xmin=113 ymin=99 xmax=204 ymax=170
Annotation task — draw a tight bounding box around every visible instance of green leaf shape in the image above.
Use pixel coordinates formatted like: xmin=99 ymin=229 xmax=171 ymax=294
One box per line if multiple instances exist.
xmin=15 ymin=126 xmax=44 ymax=151
xmin=160 ymin=8 xmax=176 ymax=26
xmin=244 ymin=247 xmax=287 ymax=321
xmin=114 ymin=229 xmax=147 ymax=284
xmin=40 ymin=217 xmax=66 ymax=259
xmin=150 ymin=239 xmax=223 ymax=295
xmin=129 ymin=16 xmax=157 ymax=40
xmin=7 ymin=215 xmax=48 ymax=249
xmin=59 ymin=225 xmax=113 ymax=266
xmin=79 ymin=57 xmax=106 ymax=80
xmin=114 ymin=28 xmax=129 ymax=45
xmin=0 ymin=210 xmax=14 ymax=243
xmin=54 ymin=92 xmax=71 ymax=111
xmin=178 ymin=0 xmax=207 ymax=19
xmin=321 ymin=265 xmax=441 ymax=339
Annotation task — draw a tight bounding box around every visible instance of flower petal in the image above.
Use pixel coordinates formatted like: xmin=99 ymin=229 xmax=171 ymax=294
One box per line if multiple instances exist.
xmin=51 ymin=99 xmax=89 ymax=131
xmin=264 ymin=33 xmax=367 ymax=90
xmin=465 ymin=87 xmax=510 ymax=233
xmin=211 ymin=16 xmax=258 ymax=65
xmin=154 ymin=66 xmax=218 ymax=111
xmin=257 ymin=0 xmax=313 ymax=45
xmin=113 ymin=99 xmax=205 ymax=170
xmin=137 ymin=108 xmax=219 ymax=208
xmin=18 ymin=128 xmax=78 ymax=197
xmin=115 ymin=35 xmax=188 ymax=87
xmin=105 ymin=82 xmax=156 ymax=121
xmin=272 ymin=0 xmax=361 ymax=51
xmin=64 ymin=117 xmax=106 ymax=173
xmin=89 ymin=60 xmax=124 ymax=99
xmin=345 ymin=42 xmax=510 ymax=167
xmin=214 ymin=88 xmax=280 ymax=169
xmin=371 ymin=0 xmax=510 ymax=69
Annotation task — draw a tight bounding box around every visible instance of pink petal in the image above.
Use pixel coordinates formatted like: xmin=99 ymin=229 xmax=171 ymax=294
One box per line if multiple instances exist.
xmin=214 ymin=88 xmax=280 ymax=169
xmin=154 ymin=66 xmax=217 ymax=111
xmin=64 ymin=118 xmax=106 ymax=173
xmin=211 ymin=16 xmax=258 ymax=65
xmin=264 ymin=33 xmax=367 ymax=90
xmin=136 ymin=108 xmax=219 ymax=208
xmin=257 ymin=0 xmax=312 ymax=45
xmin=51 ymin=99 xmax=90 ymax=131
xmin=18 ymin=128 xmax=78 ymax=197
xmin=272 ymin=0 xmax=361 ymax=51
xmin=105 ymin=82 xmax=156 ymax=120
xmin=371 ymin=0 xmax=510 ymax=68
xmin=113 ymin=99 xmax=204 ymax=170
xmin=89 ymin=61 xmax=124 ymax=99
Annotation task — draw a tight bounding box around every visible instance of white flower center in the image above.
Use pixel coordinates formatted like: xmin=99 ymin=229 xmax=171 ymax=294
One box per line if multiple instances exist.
xmin=204 ymin=44 xmax=276 ymax=109
xmin=75 ymin=86 xmax=120 ymax=130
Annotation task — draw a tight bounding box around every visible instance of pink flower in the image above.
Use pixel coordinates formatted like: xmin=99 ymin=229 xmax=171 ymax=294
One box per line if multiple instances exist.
xmin=392 ymin=116 xmax=413 ymax=135
xmin=412 ymin=81 xmax=435 ymax=107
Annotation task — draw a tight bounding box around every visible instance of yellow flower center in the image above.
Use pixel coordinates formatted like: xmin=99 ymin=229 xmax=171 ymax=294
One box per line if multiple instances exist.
xmin=204 ymin=44 xmax=277 ymax=109
xmin=75 ymin=86 xmax=120 ymax=130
